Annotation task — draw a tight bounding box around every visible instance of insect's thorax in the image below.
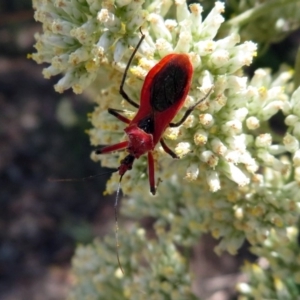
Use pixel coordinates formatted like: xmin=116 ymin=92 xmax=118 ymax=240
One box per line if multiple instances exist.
xmin=125 ymin=111 xmax=170 ymax=156
xmin=124 ymin=118 xmax=155 ymax=159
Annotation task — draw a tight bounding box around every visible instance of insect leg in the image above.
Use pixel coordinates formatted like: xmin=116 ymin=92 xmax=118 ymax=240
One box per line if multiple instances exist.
xmin=108 ymin=108 xmax=131 ymax=124
xmin=96 ymin=141 xmax=128 ymax=154
xmin=147 ymin=151 xmax=156 ymax=195
xmin=160 ymin=138 xmax=179 ymax=159
xmin=169 ymin=87 xmax=213 ymax=127
xmin=119 ymin=28 xmax=145 ymax=109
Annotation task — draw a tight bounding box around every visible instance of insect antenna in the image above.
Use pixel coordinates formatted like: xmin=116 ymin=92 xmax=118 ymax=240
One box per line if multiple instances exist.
xmin=48 ymin=169 xmax=118 ymax=182
xmin=115 ymin=174 xmax=125 ymax=274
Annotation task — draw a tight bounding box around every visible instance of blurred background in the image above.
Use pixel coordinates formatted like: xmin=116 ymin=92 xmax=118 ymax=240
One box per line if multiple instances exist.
xmin=1 ymin=1 xmax=299 ymax=300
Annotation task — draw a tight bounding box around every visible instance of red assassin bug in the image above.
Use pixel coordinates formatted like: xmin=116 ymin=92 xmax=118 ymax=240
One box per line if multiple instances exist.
xmin=96 ymin=30 xmax=212 ymax=273
xmin=96 ymin=30 xmax=212 ymax=194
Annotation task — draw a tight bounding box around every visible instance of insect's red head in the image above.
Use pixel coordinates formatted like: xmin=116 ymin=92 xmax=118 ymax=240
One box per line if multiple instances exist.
xmin=124 ymin=125 xmax=154 ymax=158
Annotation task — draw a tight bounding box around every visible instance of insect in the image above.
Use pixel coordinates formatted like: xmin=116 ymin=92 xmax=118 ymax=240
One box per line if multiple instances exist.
xmin=96 ymin=30 xmax=212 ymax=273
xmin=96 ymin=30 xmax=212 ymax=195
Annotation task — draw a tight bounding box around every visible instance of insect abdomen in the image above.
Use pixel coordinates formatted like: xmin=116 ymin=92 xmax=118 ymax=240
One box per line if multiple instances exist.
xmin=150 ymin=54 xmax=192 ymax=112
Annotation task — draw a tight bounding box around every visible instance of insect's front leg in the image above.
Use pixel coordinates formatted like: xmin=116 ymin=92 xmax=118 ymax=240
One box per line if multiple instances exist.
xmin=108 ymin=108 xmax=131 ymax=124
xmin=96 ymin=141 xmax=128 ymax=154
xmin=119 ymin=28 xmax=146 ymax=109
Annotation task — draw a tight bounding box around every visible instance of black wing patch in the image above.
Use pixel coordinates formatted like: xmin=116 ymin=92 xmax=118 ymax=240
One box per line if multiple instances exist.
xmin=137 ymin=115 xmax=154 ymax=134
xmin=150 ymin=61 xmax=189 ymax=112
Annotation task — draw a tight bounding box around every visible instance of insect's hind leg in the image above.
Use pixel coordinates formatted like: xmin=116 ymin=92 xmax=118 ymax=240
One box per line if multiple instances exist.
xmin=119 ymin=28 xmax=145 ymax=109
xmin=160 ymin=138 xmax=179 ymax=159
xmin=169 ymin=87 xmax=213 ymax=127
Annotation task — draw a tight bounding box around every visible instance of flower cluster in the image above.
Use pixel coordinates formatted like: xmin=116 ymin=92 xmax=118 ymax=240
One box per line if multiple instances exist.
xmin=89 ymin=1 xmax=261 ymax=196
xmin=87 ymin=3 xmax=299 ymax=253
xmin=238 ymin=227 xmax=300 ymax=299
xmin=31 ymin=0 xmax=147 ymax=93
xmin=68 ymin=224 xmax=197 ymax=300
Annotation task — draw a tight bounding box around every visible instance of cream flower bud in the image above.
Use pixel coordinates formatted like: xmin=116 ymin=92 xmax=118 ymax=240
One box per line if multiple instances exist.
xmin=216 ymin=33 xmax=240 ymax=49
xmin=51 ymin=19 xmax=74 ymax=35
xmin=208 ymin=49 xmax=229 ymax=68
xmin=250 ymin=68 xmax=271 ymax=87
xmin=52 ymin=54 xmax=69 ymax=70
xmin=156 ymin=38 xmax=173 ymax=57
xmin=201 ymin=1 xmax=224 ymax=39
xmin=188 ymin=52 xmax=201 ymax=68
xmin=200 ymin=151 xmax=218 ymax=167
xmin=175 ymin=0 xmax=190 ymax=21
xmin=72 ymin=20 xmax=98 ymax=45
xmin=255 ymin=134 xmax=272 ymax=148
xmin=293 ymin=150 xmax=300 ymax=166
xmin=294 ymin=166 xmax=300 ymax=183
xmin=231 ymin=107 xmax=248 ymax=121
xmin=283 ymin=133 xmax=299 ymax=153
xmin=257 ymin=150 xmax=287 ymax=172
xmin=226 ymin=75 xmax=247 ymax=94
xmin=291 ymin=87 xmax=300 ymax=117
xmin=97 ymin=9 xmax=121 ymax=32
xmin=182 ymin=115 xmax=195 ymax=128
xmin=222 ymin=161 xmax=250 ymax=186
xmin=97 ymin=31 xmax=114 ymax=52
xmin=269 ymin=145 xmax=286 ymax=155
xmin=237 ymin=283 xmax=252 ymax=294
xmin=69 ymin=47 xmax=89 ymax=65
xmin=226 ymin=41 xmax=257 ymax=73
xmin=185 ymin=164 xmax=199 ymax=181
xmin=199 ymin=113 xmax=214 ymax=127
xmin=194 ymin=130 xmax=208 ymax=146
xmin=54 ymin=72 xmax=73 ymax=93
xmin=42 ymin=65 xmax=61 ymax=78
xmin=189 ymin=3 xmax=203 ymax=34
xmin=72 ymin=72 xmax=97 ymax=94
xmin=292 ymin=122 xmax=300 ymax=139
xmin=211 ymin=138 xmax=227 ymax=156
xmin=285 ymin=114 xmax=299 ymax=126
xmin=224 ymin=150 xmax=239 ymax=164
xmin=194 ymin=40 xmax=216 ymax=56
xmin=225 ymin=135 xmax=247 ymax=152
xmin=164 ymin=127 xmax=180 ymax=140
xmin=206 ymin=170 xmax=220 ymax=192
xmin=149 ymin=13 xmax=171 ymax=41
xmin=165 ymin=20 xmax=177 ymax=32
xmin=199 ymin=71 xmax=214 ymax=92
xmin=260 ymin=101 xmax=283 ymax=121
xmin=114 ymin=39 xmax=126 ymax=62
xmin=175 ymin=142 xmax=191 ymax=157
xmin=241 ymin=154 xmax=258 ymax=173
xmin=222 ymin=120 xmax=242 ymax=135
xmin=210 ymin=94 xmax=227 ymax=113
xmin=126 ymin=10 xmax=146 ymax=31
xmin=246 ymin=116 xmax=260 ymax=130
xmin=174 ymin=28 xmax=192 ymax=53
